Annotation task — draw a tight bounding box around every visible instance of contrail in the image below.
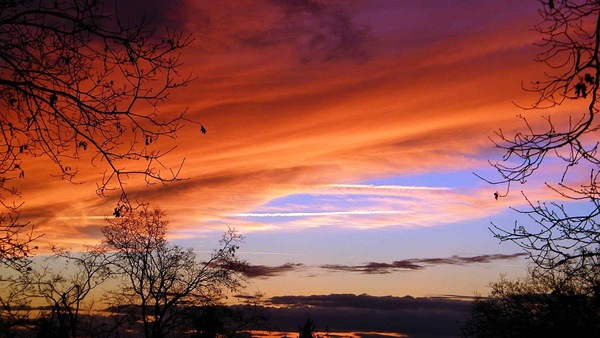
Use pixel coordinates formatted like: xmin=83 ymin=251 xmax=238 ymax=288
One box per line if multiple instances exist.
xmin=56 ymin=215 xmax=109 ymax=220
xmin=192 ymin=250 xmax=306 ymax=256
xmin=232 ymin=210 xmax=405 ymax=217
xmin=325 ymin=184 xmax=450 ymax=190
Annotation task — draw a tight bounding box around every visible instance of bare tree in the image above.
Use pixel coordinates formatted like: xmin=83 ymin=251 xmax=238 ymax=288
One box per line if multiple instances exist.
xmin=10 ymin=247 xmax=113 ymax=338
xmin=0 ymin=0 xmax=194 ymax=264
xmin=102 ymin=206 xmax=246 ymax=338
xmin=0 ymin=274 xmax=34 ymax=337
xmin=483 ymin=1 xmax=600 ymax=275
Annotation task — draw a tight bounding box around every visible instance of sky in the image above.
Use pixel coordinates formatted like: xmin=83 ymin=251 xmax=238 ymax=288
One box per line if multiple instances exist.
xmin=4 ymin=0 xmax=569 ymax=318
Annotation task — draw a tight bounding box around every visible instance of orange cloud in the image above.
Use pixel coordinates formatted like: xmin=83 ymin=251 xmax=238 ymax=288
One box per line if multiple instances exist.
xmin=5 ymin=1 xmax=551 ymax=252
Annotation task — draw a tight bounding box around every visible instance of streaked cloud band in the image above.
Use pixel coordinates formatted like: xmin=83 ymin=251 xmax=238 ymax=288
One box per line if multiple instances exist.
xmin=325 ymin=184 xmax=451 ymax=191
xmin=231 ymin=210 xmax=406 ymax=218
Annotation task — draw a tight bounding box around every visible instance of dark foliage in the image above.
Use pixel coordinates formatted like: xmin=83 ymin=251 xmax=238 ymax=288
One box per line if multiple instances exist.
xmin=298 ymin=317 xmax=317 ymax=338
xmin=462 ymin=267 xmax=600 ymax=337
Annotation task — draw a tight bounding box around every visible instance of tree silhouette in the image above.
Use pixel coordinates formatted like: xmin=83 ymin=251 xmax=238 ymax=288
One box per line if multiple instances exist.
xmin=0 ymin=0 xmax=193 ymax=266
xmin=102 ymin=206 xmax=246 ymax=338
xmin=190 ymin=293 xmax=270 ymax=338
xmin=483 ymin=1 xmax=600 ymax=276
xmin=0 ymin=274 xmax=33 ymax=337
xmin=0 ymin=246 xmax=112 ymax=338
xmin=298 ymin=318 xmax=317 ymax=338
xmin=192 ymin=305 xmax=226 ymax=338
xmin=462 ymin=265 xmax=600 ymax=337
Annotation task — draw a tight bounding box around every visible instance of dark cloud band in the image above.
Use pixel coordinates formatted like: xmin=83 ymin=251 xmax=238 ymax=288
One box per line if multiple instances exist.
xmin=321 ymin=253 xmax=528 ymax=274
xmin=241 ymin=253 xmax=527 ymax=278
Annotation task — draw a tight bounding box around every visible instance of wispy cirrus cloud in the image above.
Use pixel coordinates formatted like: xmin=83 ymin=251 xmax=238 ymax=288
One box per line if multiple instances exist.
xmin=232 ymin=210 xmax=406 ymax=218
xmin=324 ymin=184 xmax=451 ymax=191
xmin=219 ymin=179 xmax=521 ymax=232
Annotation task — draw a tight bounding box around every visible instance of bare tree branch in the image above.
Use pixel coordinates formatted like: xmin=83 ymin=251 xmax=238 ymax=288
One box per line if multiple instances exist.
xmin=487 ymin=0 xmax=600 ymax=275
xmin=0 ymin=0 xmax=196 ymax=266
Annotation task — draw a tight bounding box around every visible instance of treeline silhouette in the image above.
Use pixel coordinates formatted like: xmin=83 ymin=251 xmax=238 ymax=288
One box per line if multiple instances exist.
xmin=0 ymin=206 xmax=262 ymax=338
xmin=461 ymin=266 xmax=600 ymax=337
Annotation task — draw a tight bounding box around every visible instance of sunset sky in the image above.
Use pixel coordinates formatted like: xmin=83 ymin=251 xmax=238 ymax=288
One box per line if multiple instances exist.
xmin=6 ymin=0 xmax=569 ymax=304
